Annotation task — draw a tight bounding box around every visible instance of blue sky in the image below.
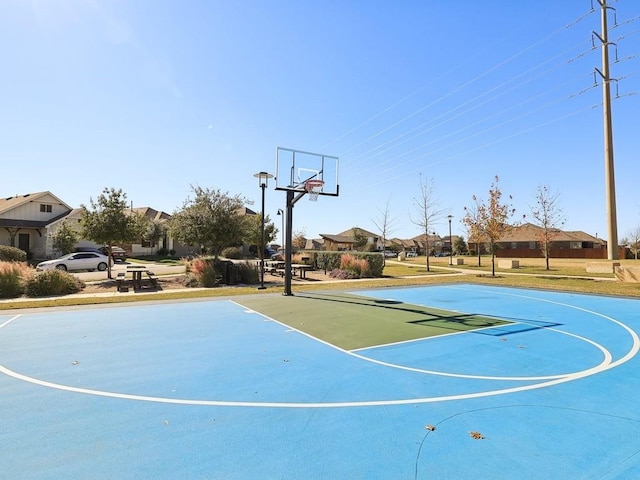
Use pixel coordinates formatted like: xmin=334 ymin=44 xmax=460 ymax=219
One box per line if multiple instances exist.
xmin=2 ymin=0 xmax=639 ymax=243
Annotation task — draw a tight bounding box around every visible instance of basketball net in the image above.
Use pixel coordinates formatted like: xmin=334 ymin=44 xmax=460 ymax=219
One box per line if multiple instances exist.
xmin=304 ymin=179 xmax=324 ymax=201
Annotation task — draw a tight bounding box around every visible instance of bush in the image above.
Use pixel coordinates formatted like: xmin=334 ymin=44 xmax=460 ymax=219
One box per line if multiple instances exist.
xmin=221 ymin=247 xmax=243 ymax=259
xmin=181 ymin=273 xmax=202 ymax=288
xmin=329 ymin=268 xmax=357 ymax=280
xmin=237 ymin=261 xmax=259 ymax=284
xmin=0 ymin=261 xmax=31 ymax=298
xmin=188 ymin=258 xmax=222 ymax=287
xmin=0 ymin=245 xmax=27 ymax=262
xmin=316 ymin=252 xmax=343 ymax=272
xmin=156 ymin=247 xmax=168 ymax=256
xmin=24 ymin=269 xmax=85 ymax=297
xmin=314 ymin=251 xmax=383 ymax=277
xmin=339 ymin=253 xmax=372 ymax=278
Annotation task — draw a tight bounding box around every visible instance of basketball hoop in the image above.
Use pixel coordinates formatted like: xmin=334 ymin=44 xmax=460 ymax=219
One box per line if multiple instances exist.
xmin=304 ymin=179 xmax=324 ymax=201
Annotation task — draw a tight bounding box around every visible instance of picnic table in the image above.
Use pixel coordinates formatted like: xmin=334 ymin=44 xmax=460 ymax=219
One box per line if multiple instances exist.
xmin=264 ymin=261 xmax=312 ymax=279
xmin=291 ymin=263 xmax=313 ymax=279
xmin=116 ymin=265 xmax=159 ymax=291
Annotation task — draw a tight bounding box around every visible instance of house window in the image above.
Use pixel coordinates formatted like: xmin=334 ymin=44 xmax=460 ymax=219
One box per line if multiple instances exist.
xmin=40 ymin=204 xmax=52 ymax=213
xmin=570 ymin=242 xmax=581 ymax=249
xmin=529 ymin=242 xmax=536 ymax=249
xmin=142 ymin=240 xmax=156 ymax=248
xmin=511 ymin=242 xmax=517 ymax=249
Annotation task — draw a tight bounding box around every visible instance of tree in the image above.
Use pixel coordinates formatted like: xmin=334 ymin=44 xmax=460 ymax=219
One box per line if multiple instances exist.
xmin=454 ymin=235 xmax=467 ymax=255
xmin=410 ymin=176 xmax=446 ymax=272
xmin=462 ymin=195 xmax=486 ymax=267
xmin=530 ymin=185 xmax=565 ymax=270
xmin=168 ymin=186 xmax=249 ymax=258
xmin=625 ymin=226 xmax=640 ymax=260
xmin=81 ymin=188 xmax=147 ymax=278
xmin=352 ymin=228 xmax=369 ymax=251
xmin=244 ymin=212 xmax=277 ymax=256
xmin=142 ymin=219 xmax=167 ymax=252
xmin=469 ymin=176 xmax=517 ymax=277
xmin=51 ymin=221 xmax=79 ymax=255
xmin=292 ymin=229 xmax=307 ymax=250
xmin=372 ymin=196 xmax=398 ymax=266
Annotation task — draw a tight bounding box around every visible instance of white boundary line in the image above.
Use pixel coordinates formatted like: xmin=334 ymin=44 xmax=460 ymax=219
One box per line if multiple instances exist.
xmin=0 ymin=290 xmax=637 ymax=408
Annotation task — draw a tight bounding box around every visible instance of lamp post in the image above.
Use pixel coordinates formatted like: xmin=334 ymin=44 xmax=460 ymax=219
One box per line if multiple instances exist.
xmin=254 ymin=171 xmax=273 ymax=290
xmin=277 ymin=209 xmax=284 ymax=253
xmin=447 ymin=214 xmax=453 ymax=266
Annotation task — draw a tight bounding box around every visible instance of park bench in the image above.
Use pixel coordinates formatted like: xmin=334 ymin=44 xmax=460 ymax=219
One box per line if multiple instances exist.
xmin=116 ymin=272 xmax=128 ymax=292
xmin=146 ymin=271 xmax=159 ymax=287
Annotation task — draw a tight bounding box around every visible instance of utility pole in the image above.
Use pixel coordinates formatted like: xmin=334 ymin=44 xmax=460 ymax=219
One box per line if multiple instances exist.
xmin=594 ymin=0 xmax=619 ymax=260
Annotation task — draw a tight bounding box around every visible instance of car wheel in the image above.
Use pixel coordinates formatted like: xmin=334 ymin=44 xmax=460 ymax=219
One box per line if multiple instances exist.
xmin=55 ymin=264 xmax=67 ymax=271
xmin=97 ymin=262 xmax=107 ymax=271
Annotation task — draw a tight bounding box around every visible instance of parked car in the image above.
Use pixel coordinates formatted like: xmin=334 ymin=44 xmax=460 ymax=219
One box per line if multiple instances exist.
xmin=74 ymin=246 xmax=102 ymax=254
xmin=36 ymin=252 xmax=111 ymax=272
xmin=75 ymin=245 xmax=127 ymax=261
xmin=99 ymin=246 xmax=127 ymax=261
xmin=406 ymin=251 xmax=418 ymax=258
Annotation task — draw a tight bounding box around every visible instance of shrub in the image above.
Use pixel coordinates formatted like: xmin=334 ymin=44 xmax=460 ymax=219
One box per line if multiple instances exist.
xmin=156 ymin=247 xmax=168 ymax=256
xmin=0 ymin=245 xmax=27 ymax=262
xmin=329 ymin=268 xmax=356 ymax=279
xmin=339 ymin=253 xmax=372 ymax=278
xmin=221 ymin=247 xmax=243 ymax=259
xmin=0 ymin=261 xmax=31 ymax=298
xmin=181 ymin=273 xmax=202 ymax=288
xmin=237 ymin=261 xmax=259 ymax=284
xmin=24 ymin=269 xmax=85 ymax=297
xmin=188 ymin=257 xmax=222 ymax=287
xmin=316 ymin=252 xmax=342 ymax=272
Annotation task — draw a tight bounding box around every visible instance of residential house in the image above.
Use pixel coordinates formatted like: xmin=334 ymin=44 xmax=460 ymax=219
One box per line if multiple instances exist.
xmin=469 ymin=223 xmax=609 ymax=259
xmin=318 ymin=227 xmax=383 ymax=252
xmin=411 ymin=233 xmax=444 ymax=256
xmin=317 ymin=234 xmax=357 ymax=251
xmin=126 ymin=207 xmax=191 ymax=257
xmin=389 ymin=237 xmax=420 ymax=254
xmin=0 ymin=192 xmax=73 ymax=258
xmin=304 ymin=238 xmax=324 ymax=250
xmin=0 ymin=191 xmax=194 ymax=259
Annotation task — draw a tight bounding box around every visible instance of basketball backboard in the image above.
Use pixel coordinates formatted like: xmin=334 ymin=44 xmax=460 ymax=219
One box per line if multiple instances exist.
xmin=275 ymin=147 xmax=339 ymax=197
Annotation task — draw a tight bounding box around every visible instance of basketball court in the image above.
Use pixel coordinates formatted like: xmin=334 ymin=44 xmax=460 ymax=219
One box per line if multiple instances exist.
xmin=2 ymin=284 xmax=640 ymax=479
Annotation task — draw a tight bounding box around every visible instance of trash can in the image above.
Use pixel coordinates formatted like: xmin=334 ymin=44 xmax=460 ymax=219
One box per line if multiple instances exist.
xmin=397 ymin=251 xmax=406 ymax=261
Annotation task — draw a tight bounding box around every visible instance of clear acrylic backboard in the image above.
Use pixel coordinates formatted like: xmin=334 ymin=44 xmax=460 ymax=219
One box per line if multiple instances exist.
xmin=274 ymin=147 xmax=339 ymax=197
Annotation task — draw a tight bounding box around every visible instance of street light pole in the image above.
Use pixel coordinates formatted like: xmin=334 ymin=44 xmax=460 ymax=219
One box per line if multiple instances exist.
xmin=254 ymin=171 xmax=273 ymax=290
xmin=447 ymin=214 xmax=453 ymax=266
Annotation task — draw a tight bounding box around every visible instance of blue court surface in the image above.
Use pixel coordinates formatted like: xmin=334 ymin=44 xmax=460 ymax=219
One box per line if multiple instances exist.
xmin=2 ymin=284 xmax=640 ymax=479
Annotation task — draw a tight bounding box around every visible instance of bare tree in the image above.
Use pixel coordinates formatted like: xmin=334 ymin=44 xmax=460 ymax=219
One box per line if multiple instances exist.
xmin=530 ymin=185 xmax=565 ymax=270
xmin=625 ymin=226 xmax=640 ymax=260
xmin=292 ymin=229 xmax=307 ymax=250
xmin=372 ymin=196 xmax=398 ymax=266
xmin=410 ymin=176 xmax=446 ymax=272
